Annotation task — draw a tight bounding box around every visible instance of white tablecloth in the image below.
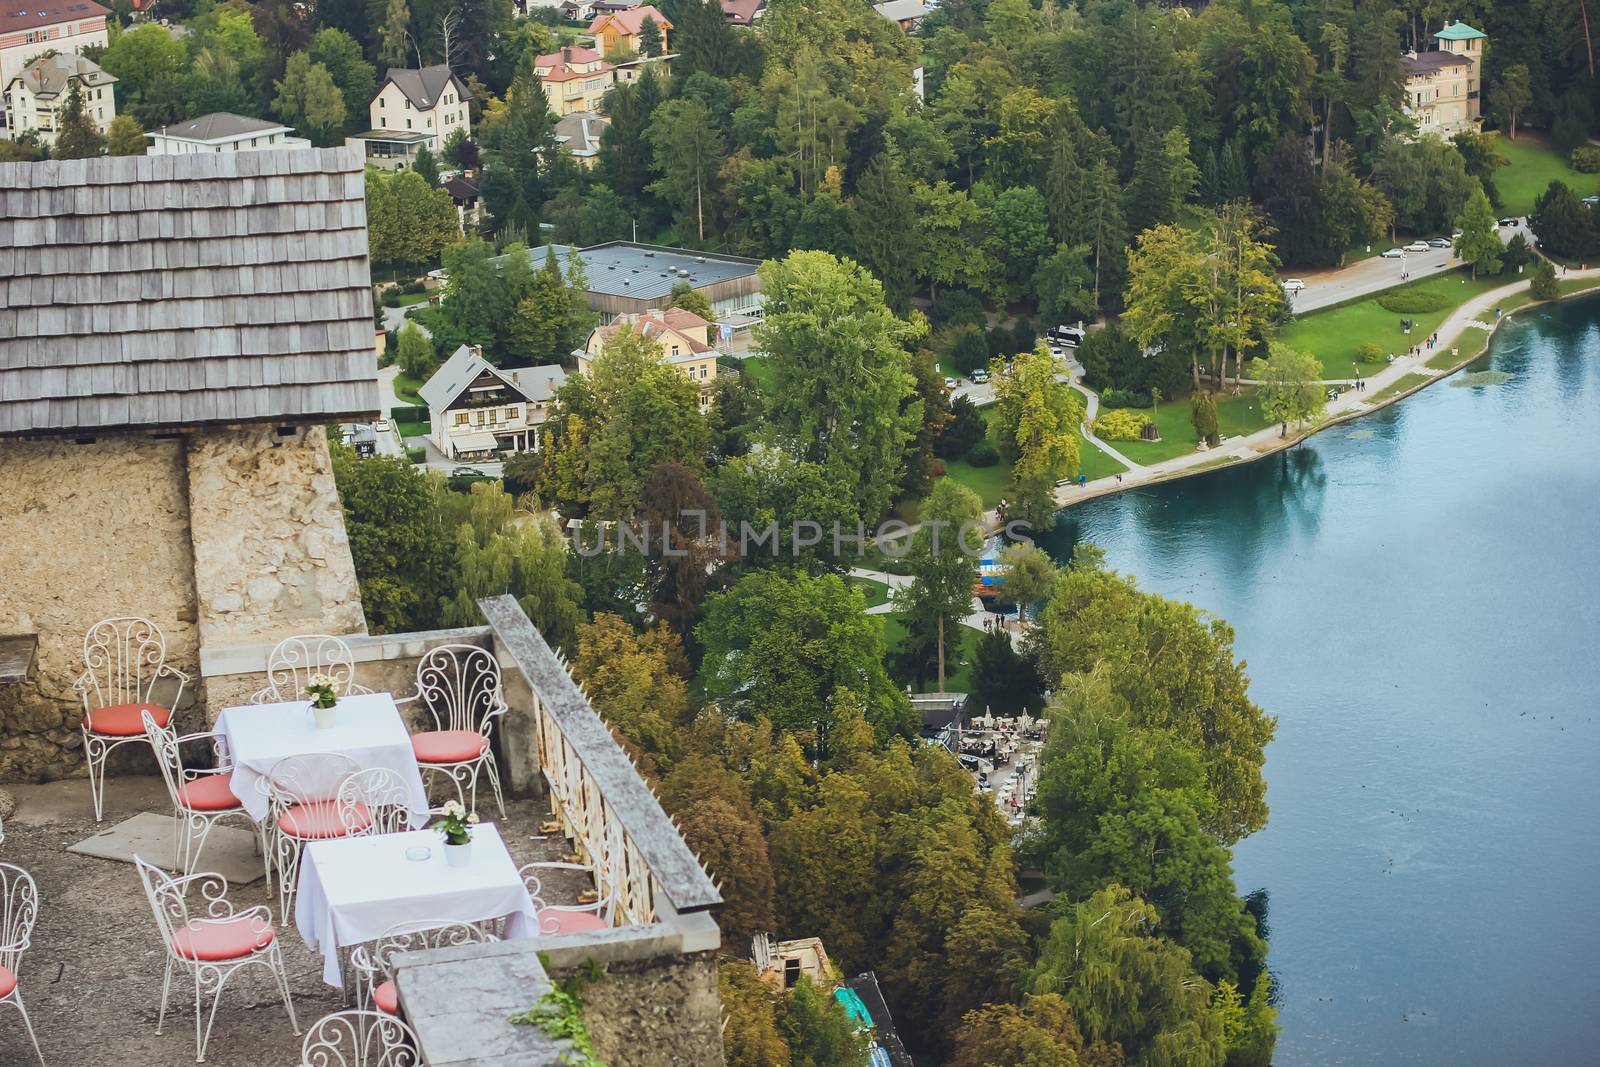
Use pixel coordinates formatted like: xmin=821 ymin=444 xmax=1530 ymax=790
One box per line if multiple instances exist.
xmin=294 ymin=823 xmax=538 ymax=986
xmin=215 ymin=692 xmax=429 ymax=825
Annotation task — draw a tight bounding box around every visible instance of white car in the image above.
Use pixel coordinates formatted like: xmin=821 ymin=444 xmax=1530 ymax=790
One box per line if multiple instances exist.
xmin=1380 ymin=248 xmax=1405 ymax=258
xmin=1404 ymin=241 xmax=1429 ymax=252
xmin=943 ymin=376 xmax=958 ymax=390
xmin=1281 ymin=278 xmax=1306 ymax=292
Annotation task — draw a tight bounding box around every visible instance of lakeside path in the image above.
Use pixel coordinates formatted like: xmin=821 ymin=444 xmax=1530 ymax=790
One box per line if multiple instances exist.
xmin=1055 ymin=267 xmax=1600 ymax=510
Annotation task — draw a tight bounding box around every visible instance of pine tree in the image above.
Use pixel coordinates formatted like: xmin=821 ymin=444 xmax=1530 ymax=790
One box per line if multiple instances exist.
xmin=51 ymin=79 xmax=104 ymax=160
xmin=414 ymin=146 xmax=440 ymax=187
xmin=1454 ymin=183 xmax=1503 ymax=280
xmin=638 ymin=15 xmax=663 ymax=57
xmin=849 ymin=152 xmax=920 ymax=311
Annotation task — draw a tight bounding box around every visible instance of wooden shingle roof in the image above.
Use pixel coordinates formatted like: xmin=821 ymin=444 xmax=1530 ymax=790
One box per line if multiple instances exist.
xmin=0 ymin=147 xmax=380 ymax=437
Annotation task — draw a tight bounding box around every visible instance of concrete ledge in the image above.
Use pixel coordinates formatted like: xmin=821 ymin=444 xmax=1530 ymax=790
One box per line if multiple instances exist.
xmin=395 ymin=941 xmax=569 ymax=1066
xmin=198 ymin=626 xmax=493 ymax=677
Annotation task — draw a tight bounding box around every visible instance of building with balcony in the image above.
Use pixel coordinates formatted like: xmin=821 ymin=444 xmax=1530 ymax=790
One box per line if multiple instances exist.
xmin=579 ymin=306 xmax=720 ymax=411
xmin=590 ymin=4 xmax=671 ymax=56
xmin=533 ymin=46 xmax=615 ymax=115
xmin=1 ymin=51 xmax=114 ymax=145
xmin=418 ymin=344 xmax=568 ymax=460
xmin=347 ymin=63 xmax=472 ymax=170
xmin=147 ymin=111 xmax=311 ymax=154
xmin=1403 ymin=21 xmax=1486 ymax=138
xmin=0 ymin=0 xmax=109 ymax=107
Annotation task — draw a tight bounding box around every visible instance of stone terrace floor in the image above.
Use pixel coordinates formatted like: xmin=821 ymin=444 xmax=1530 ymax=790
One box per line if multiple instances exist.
xmin=0 ymin=776 xmax=583 ymax=1067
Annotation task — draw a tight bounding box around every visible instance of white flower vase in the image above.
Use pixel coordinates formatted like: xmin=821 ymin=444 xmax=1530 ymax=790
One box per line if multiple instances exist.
xmin=443 ymin=837 xmax=473 ymax=868
xmin=312 ymin=702 xmax=338 ymax=730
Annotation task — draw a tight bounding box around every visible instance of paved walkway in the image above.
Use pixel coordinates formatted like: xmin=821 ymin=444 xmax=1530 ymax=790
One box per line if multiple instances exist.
xmin=1055 ymin=267 xmax=1600 ymax=508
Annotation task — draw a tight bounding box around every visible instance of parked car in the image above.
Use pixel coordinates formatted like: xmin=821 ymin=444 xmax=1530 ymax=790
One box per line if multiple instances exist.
xmin=1380 ymin=248 xmax=1405 ymax=258
xmin=373 ymin=418 xmax=392 ymax=432
xmin=1428 ymin=238 xmax=1452 ymax=248
xmin=971 ymin=368 xmax=990 ymax=383
xmin=450 ymin=466 xmax=480 ymax=477
xmin=1404 ymin=241 xmax=1429 ymax=252
xmin=1498 ymin=218 xmax=1519 ymax=227
xmin=1584 ymin=195 xmax=1600 ymax=205
xmin=1281 ymin=278 xmax=1306 ymax=292
xmin=943 ymin=376 xmax=959 ymax=390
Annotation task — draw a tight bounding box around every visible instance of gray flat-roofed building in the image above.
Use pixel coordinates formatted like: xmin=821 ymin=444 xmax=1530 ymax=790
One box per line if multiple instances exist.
xmin=576 ymin=241 xmax=764 ymax=320
xmin=0 ymin=147 xmax=380 ymax=436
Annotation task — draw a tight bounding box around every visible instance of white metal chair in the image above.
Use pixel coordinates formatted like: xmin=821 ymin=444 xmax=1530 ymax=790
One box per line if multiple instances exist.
xmin=259 ymin=753 xmax=366 ymax=912
xmin=143 ymin=710 xmax=254 ymax=876
xmin=300 ymin=1009 xmax=420 ymax=1067
xmin=517 ymin=858 xmax=615 ymax=936
xmin=0 ymin=863 xmax=43 ymax=1066
xmin=336 ymin=768 xmax=416 ymax=838
xmin=252 ymin=634 xmax=373 ymax=704
xmin=348 ymin=920 xmax=499 ymax=1016
xmin=74 ymin=615 xmax=190 ymax=821
xmin=402 ymin=644 xmax=508 ymax=818
xmin=133 ymin=856 xmax=298 ymax=1062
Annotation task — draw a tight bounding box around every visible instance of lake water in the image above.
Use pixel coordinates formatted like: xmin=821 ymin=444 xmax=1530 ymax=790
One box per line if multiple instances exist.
xmin=1039 ymin=297 xmax=1600 ymax=1065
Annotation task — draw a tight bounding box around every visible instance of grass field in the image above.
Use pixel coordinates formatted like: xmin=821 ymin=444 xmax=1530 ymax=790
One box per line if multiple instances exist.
xmin=1077 ymin=430 xmax=1127 ymax=482
xmin=393 ymin=373 xmax=426 ymax=406
xmin=1365 ymin=373 xmax=1432 ymax=405
xmin=1492 ymin=133 xmax=1600 ymax=217
xmin=395 ymin=292 xmax=430 ymax=307
xmin=1103 ymin=392 xmax=1262 ymax=464
xmin=395 ymin=419 xmax=428 ymax=439
xmin=943 ymin=455 xmax=1009 ymax=507
xmin=879 ymin=615 xmax=983 ymax=693
xmin=1279 ymin=270 xmax=1508 ymax=380
xmin=849 ymin=577 xmax=893 ymax=609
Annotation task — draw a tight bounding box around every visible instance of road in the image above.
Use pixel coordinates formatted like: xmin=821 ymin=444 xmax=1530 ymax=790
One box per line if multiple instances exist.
xmin=1288 ymin=219 xmax=1526 ymax=313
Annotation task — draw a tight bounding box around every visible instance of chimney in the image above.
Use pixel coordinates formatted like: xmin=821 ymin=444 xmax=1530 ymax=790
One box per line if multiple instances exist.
xmin=563 ymin=46 xmax=573 ymax=62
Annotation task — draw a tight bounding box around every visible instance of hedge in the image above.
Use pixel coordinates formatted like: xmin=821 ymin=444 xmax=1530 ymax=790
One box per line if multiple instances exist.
xmin=391 ymin=404 xmax=427 ymax=422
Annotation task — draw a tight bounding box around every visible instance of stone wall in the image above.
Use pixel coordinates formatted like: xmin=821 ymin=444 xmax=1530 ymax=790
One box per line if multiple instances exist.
xmin=0 ymin=435 xmax=201 ymax=780
xmin=186 ymin=425 xmax=365 ymax=650
xmin=553 ymin=948 xmax=724 ymax=1066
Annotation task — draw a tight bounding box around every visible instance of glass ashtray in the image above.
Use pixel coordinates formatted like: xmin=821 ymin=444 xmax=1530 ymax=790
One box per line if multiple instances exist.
xmin=405 ymin=846 xmax=433 ymax=862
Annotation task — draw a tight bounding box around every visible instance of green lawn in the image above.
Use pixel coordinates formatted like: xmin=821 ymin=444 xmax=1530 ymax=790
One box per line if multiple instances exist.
xmin=1364 ymin=373 xmax=1432 ymax=404
xmin=738 ymin=356 xmax=775 ymax=391
xmin=396 ymin=291 xmax=430 ymax=306
xmin=943 ymin=456 xmax=1009 ymax=508
xmin=393 ymin=373 xmax=426 ymax=406
xmin=1077 ymin=430 xmax=1127 ymax=482
xmin=1279 ymin=270 xmax=1508 ymax=380
xmin=879 ymin=615 xmax=983 ymax=693
xmin=396 ymin=420 xmax=428 ymax=439
xmin=1492 ymin=133 xmax=1600 ymax=217
xmin=1102 ymin=393 xmax=1263 ymax=464
xmin=849 ymin=577 xmax=893 ymax=609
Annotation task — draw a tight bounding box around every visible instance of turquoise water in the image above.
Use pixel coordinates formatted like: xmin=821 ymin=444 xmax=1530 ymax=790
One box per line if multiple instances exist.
xmin=1039 ymin=297 xmax=1600 ymax=1065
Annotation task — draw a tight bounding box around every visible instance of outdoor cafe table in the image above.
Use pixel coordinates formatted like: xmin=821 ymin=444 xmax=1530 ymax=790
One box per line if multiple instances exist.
xmin=294 ymin=823 xmax=540 ymax=985
xmin=214 ymin=692 xmax=430 ymax=826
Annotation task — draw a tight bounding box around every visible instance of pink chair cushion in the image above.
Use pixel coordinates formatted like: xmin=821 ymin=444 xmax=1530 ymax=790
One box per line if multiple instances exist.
xmin=171 ymin=915 xmax=275 ymax=961
xmin=538 ymin=908 xmax=607 ymax=935
xmin=373 ymin=979 xmax=399 ymax=1015
xmin=411 ymin=730 xmax=488 ymax=764
xmin=176 ymin=775 xmax=242 ymax=813
xmin=86 ymin=702 xmax=170 ymax=737
xmin=278 ymin=799 xmax=370 ymax=839
xmin=0 ymin=965 xmax=14 ymax=999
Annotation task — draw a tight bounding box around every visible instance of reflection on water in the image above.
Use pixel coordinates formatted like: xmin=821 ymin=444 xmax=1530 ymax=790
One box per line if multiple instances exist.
xmin=1045 ymin=296 xmax=1600 ymax=1066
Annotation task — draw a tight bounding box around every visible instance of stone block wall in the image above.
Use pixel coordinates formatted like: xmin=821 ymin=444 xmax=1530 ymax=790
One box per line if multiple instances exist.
xmin=0 ymin=436 xmax=201 ymax=780
xmin=551 ymin=948 xmax=725 ymax=1066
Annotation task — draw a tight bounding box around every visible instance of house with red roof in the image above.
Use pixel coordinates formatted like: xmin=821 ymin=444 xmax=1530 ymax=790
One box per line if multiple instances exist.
xmin=532 ymin=46 xmax=615 ymax=116
xmin=578 ymin=306 xmax=720 ymax=411
xmin=589 ymin=4 xmax=671 ymax=56
xmin=0 ymin=0 xmax=109 ymax=115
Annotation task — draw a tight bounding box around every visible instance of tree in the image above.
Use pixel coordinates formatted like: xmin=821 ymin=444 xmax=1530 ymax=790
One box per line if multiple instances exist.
xmin=970 ymin=628 xmax=1045 ymax=716
xmin=1530 ymin=180 xmax=1600 ymax=259
xmin=1454 ymin=184 xmax=1503 ymax=279
xmin=775 ymin=976 xmax=872 ymax=1067
xmin=367 ymin=168 xmax=461 ymax=265
xmin=720 ymin=963 xmax=790 ymax=1067
xmin=913 ymin=180 xmax=994 ymax=300
xmin=661 ymin=761 xmax=777 ymax=943
xmin=698 ymin=570 xmax=915 ymax=750
xmin=273 ymin=52 xmax=346 ymax=145
xmin=1190 ymin=390 xmax=1219 ymax=447
xmin=896 ymin=479 xmax=984 ymax=691
xmin=379 ymin=0 xmax=412 ymax=66
xmin=638 ymin=14 xmax=664 ymax=57
xmin=1027 ymin=560 xmax=1276 ymax=845
xmin=647 ymin=97 xmax=726 ymax=243
xmin=755 ymin=251 xmax=921 ymax=524
xmin=99 ymin=24 xmax=186 ymax=117
xmin=308 ymin=27 xmax=377 ymax=133
xmin=850 ymin=153 xmax=921 ymax=311
xmin=395 ymin=323 xmax=436 ymax=379
xmin=989 ymin=346 xmax=1083 ymax=531
xmin=330 ymin=450 xmax=456 ymax=633
xmin=1371 ymin=136 xmax=1476 ymax=236
xmin=937 ymin=323 xmax=991 ymax=377
xmin=997 ymin=542 xmax=1055 ymax=622
xmin=989 ymin=186 xmax=1053 ymax=298
xmin=51 ymin=79 xmax=104 ymax=160
xmin=413 ymin=146 xmax=440 ymax=187
xmin=105 ymin=114 xmax=146 ymax=156
xmin=1248 ymin=343 xmax=1325 ymax=436
xmin=1124 ymin=127 xmax=1198 ymax=235
xmin=1028 ymin=886 xmax=1227 ymax=1067
xmin=1489 ymin=63 xmax=1532 ymax=139
xmin=1530 ymin=256 xmax=1559 ymax=301
xmin=668 ymin=279 xmax=713 ymax=321
xmin=1034 ymin=245 xmax=1094 ymax=329
xmin=948 ymin=994 xmax=1121 ymax=1067
xmin=1123 ymin=224 xmax=1207 ymax=390
xmin=439 ymin=482 xmax=583 ymax=649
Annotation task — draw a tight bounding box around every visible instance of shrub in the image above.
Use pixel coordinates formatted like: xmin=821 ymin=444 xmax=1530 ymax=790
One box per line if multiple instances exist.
xmin=1356 ymin=342 xmax=1384 ymax=363
xmin=938 ymin=323 xmax=991 ymax=375
xmin=1100 ymin=387 xmax=1152 ymax=409
xmin=930 ymin=289 xmax=987 ymax=329
xmin=1009 ymin=318 xmax=1036 ymax=355
xmin=1092 ymin=408 xmax=1151 ymax=441
xmin=1190 ymin=390 xmax=1219 ymax=446
xmin=1530 ymin=257 xmax=1559 ymax=300
xmin=380 ymin=288 xmax=401 ymax=307
xmin=936 ymin=395 xmax=987 ymax=459
xmin=966 ymin=440 xmax=1000 ymax=467
xmin=1376 ymin=288 xmax=1450 ymax=314
xmin=1572 ymin=145 xmax=1600 ymax=173
xmin=405 ymin=446 xmax=426 ymax=464
xmin=391 ymin=404 xmax=426 ymax=422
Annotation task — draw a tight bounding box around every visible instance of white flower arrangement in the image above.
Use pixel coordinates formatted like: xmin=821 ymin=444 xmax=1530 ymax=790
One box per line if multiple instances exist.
xmin=303 ymin=673 xmax=340 ymax=710
xmin=434 ymin=799 xmax=480 ymax=846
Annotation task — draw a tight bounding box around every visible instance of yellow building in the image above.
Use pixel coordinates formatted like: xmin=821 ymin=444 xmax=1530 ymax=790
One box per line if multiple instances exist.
xmin=589 ymin=5 xmax=672 ymax=56
xmin=1403 ymin=21 xmax=1487 ymax=138
xmin=578 ymin=307 xmax=719 ymax=411
xmin=532 ymin=46 xmax=614 ymax=116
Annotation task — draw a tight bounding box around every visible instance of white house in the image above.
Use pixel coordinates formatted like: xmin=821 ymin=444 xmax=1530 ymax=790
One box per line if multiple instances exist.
xmin=146 ymin=112 xmax=311 ymax=154
xmin=2 ymin=52 xmax=115 ymax=145
xmin=350 ymin=64 xmax=472 ymax=170
xmin=0 ymin=0 xmax=109 ymax=107
xmin=418 ymin=345 xmax=568 ymax=460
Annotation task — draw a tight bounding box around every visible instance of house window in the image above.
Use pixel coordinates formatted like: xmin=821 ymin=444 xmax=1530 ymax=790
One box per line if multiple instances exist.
xmin=406 ymin=119 xmax=412 ymax=129
xmin=700 ymin=366 xmax=708 ymax=379
xmin=504 ymin=407 xmax=518 ymax=421
xmin=455 ymin=413 xmax=469 ymax=427
xmin=475 ymin=411 xmax=487 ymax=426
xmin=670 ymin=344 xmax=680 ymax=356
xmin=427 ymin=118 xmax=433 ymax=128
